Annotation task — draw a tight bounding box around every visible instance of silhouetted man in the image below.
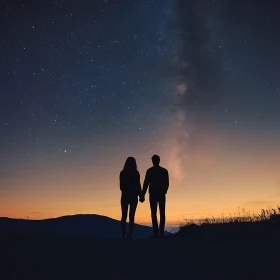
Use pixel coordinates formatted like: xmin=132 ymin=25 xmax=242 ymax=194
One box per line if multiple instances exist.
xmin=141 ymin=155 xmax=169 ymax=238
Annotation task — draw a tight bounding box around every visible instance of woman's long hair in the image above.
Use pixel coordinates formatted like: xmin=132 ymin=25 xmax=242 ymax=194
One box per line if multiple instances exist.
xmin=123 ymin=157 xmax=137 ymax=171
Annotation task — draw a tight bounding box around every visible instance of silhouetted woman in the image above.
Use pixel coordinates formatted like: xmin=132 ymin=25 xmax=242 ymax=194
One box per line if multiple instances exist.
xmin=120 ymin=157 xmax=141 ymax=239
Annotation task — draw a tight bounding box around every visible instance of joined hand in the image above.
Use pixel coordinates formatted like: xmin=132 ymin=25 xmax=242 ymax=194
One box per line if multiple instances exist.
xmin=139 ymin=195 xmax=145 ymax=203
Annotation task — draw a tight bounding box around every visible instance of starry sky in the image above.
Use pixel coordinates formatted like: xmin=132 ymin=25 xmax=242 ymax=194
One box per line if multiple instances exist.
xmin=1 ymin=0 xmax=280 ymax=226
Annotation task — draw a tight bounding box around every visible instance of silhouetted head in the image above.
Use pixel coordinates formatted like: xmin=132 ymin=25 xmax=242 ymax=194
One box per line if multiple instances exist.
xmin=123 ymin=157 xmax=138 ymax=171
xmin=151 ymin=154 xmax=160 ymax=166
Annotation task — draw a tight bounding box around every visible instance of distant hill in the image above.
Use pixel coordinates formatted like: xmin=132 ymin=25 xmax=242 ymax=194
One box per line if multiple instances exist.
xmin=0 ymin=214 xmax=165 ymax=239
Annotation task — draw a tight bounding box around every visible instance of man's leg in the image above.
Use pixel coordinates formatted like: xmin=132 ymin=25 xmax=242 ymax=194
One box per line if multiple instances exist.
xmin=159 ymin=194 xmax=166 ymax=237
xmin=128 ymin=196 xmax=138 ymax=237
xmin=120 ymin=196 xmax=128 ymax=239
xmin=149 ymin=195 xmax=159 ymax=237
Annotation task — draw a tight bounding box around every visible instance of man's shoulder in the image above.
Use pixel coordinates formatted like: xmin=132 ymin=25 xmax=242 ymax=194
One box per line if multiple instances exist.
xmin=147 ymin=166 xmax=168 ymax=173
xmin=160 ymin=166 xmax=168 ymax=173
xmin=146 ymin=167 xmax=154 ymax=173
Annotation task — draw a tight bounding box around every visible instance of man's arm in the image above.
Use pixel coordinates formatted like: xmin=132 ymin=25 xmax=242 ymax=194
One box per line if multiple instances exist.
xmin=142 ymin=170 xmax=150 ymax=196
xmin=165 ymin=169 xmax=169 ymax=193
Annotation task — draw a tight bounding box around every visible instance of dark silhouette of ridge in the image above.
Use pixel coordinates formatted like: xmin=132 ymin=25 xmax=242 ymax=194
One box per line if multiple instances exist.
xmin=0 ymin=214 xmax=170 ymax=239
xmin=176 ymin=214 xmax=280 ymax=240
xmin=1 ymin=214 xmax=279 ymax=280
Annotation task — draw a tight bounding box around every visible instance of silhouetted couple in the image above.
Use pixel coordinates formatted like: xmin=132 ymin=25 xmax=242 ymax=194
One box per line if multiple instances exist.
xmin=119 ymin=154 xmax=169 ymax=239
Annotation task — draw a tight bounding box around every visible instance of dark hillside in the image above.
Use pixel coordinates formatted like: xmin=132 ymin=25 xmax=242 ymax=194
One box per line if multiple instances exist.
xmin=0 ymin=214 xmax=161 ymax=239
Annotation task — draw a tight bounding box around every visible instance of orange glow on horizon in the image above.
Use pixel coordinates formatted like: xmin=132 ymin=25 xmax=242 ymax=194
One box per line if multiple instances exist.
xmin=1 ymin=128 xmax=279 ymax=226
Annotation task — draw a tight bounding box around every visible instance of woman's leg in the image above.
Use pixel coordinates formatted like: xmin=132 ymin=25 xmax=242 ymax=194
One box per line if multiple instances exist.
xmin=121 ymin=195 xmax=128 ymax=238
xmin=128 ymin=196 xmax=138 ymax=237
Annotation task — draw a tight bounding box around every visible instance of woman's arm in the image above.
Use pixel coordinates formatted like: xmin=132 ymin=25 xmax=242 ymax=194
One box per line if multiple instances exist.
xmin=137 ymin=171 xmax=141 ymax=195
xmin=142 ymin=170 xmax=150 ymax=196
xmin=119 ymin=171 xmax=124 ymax=191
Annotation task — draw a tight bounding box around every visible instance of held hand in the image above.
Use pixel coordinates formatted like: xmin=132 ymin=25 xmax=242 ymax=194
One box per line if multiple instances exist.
xmin=139 ymin=195 xmax=145 ymax=203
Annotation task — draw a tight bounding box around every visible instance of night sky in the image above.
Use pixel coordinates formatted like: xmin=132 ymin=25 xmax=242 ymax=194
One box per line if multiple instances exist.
xmin=1 ymin=0 xmax=280 ymax=225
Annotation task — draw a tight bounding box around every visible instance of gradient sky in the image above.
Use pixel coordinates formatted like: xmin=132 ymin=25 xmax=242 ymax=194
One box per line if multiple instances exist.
xmin=1 ymin=0 xmax=280 ymax=226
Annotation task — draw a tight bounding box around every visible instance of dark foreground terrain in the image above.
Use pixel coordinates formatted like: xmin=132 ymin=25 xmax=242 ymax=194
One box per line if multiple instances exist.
xmin=2 ymin=219 xmax=280 ymax=280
